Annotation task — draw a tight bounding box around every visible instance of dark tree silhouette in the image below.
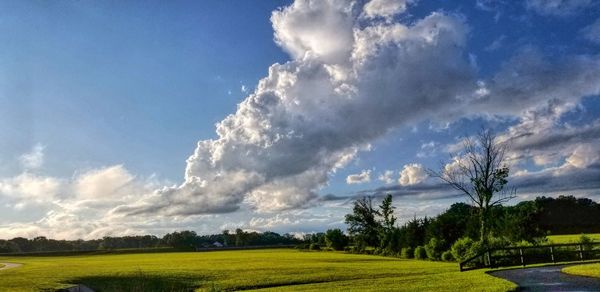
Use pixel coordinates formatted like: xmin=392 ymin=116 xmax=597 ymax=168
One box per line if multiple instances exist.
xmin=345 ymin=196 xmax=381 ymax=247
xmin=429 ymin=130 xmax=515 ymax=244
xmin=324 ymin=229 xmax=349 ymax=250
xmin=379 ymin=194 xmax=396 ymax=230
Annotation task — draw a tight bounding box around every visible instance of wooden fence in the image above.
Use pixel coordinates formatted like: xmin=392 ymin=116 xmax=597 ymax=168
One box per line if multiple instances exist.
xmin=459 ymin=242 xmax=600 ymax=271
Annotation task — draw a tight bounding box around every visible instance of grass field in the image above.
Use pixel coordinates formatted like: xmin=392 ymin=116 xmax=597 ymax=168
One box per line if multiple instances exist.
xmin=547 ymin=233 xmax=600 ymax=243
xmin=0 ymin=249 xmax=516 ymax=291
xmin=562 ymin=263 xmax=600 ymax=278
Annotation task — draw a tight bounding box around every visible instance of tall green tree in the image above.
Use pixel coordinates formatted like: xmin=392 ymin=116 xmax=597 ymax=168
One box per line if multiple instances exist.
xmin=378 ymin=194 xmax=398 ymax=250
xmin=345 ymin=196 xmax=381 ymax=247
xmin=379 ymin=194 xmax=396 ymax=230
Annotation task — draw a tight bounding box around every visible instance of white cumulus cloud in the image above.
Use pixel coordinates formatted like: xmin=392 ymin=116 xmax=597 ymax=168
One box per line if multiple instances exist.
xmin=363 ymin=0 xmax=409 ymax=20
xmin=111 ymin=0 xmax=600 ymax=218
xmin=399 ymin=163 xmax=427 ymax=186
xmin=113 ymin=0 xmax=476 ymax=217
xmin=346 ymin=169 xmax=372 ymax=184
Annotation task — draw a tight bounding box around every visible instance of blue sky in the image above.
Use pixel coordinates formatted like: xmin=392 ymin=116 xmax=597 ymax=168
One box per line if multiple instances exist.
xmin=0 ymin=0 xmax=599 ymax=239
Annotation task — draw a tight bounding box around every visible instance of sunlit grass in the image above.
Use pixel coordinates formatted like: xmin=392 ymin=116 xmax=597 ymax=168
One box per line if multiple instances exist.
xmin=562 ymin=263 xmax=600 ymax=278
xmin=547 ymin=233 xmax=600 ymax=244
xmin=0 ymin=249 xmax=516 ymax=291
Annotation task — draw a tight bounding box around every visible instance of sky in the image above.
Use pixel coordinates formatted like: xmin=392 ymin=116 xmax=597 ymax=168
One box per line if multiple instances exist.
xmin=0 ymin=0 xmax=599 ymax=239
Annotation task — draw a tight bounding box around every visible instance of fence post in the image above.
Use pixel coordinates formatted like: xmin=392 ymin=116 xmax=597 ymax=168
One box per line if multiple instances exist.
xmin=519 ymin=248 xmax=525 ymax=267
xmin=550 ymin=246 xmax=555 ymax=264
xmin=579 ymin=244 xmax=584 ymax=261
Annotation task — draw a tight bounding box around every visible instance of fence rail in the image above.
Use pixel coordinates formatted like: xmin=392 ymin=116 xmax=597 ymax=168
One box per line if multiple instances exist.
xmin=459 ymin=242 xmax=600 ymax=271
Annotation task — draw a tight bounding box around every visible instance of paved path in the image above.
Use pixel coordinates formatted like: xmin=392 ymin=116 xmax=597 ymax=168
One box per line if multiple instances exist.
xmin=0 ymin=262 xmax=22 ymax=271
xmin=490 ymin=265 xmax=600 ymax=291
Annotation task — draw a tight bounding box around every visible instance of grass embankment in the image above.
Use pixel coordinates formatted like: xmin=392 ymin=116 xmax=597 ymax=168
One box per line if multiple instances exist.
xmin=562 ymin=263 xmax=600 ymax=278
xmin=554 ymin=233 xmax=600 ymax=280
xmin=547 ymin=233 xmax=600 ymax=244
xmin=0 ymin=249 xmax=516 ymax=291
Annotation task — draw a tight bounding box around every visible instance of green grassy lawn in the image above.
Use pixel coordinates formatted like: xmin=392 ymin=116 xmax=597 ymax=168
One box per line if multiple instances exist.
xmin=551 ymin=234 xmax=600 ymax=280
xmin=562 ymin=263 xmax=600 ymax=278
xmin=0 ymin=249 xmax=516 ymax=291
xmin=547 ymin=233 xmax=600 ymax=243
xmin=0 ymin=263 xmax=5 ymax=268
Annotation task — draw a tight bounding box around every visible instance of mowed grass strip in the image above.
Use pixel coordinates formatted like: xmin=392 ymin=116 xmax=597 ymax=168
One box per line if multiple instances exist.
xmin=0 ymin=249 xmax=516 ymax=291
xmin=562 ymin=263 xmax=600 ymax=279
xmin=547 ymin=233 xmax=600 ymax=244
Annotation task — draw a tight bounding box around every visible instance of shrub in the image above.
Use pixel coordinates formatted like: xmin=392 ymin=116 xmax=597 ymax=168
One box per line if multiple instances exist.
xmin=487 ymin=236 xmax=511 ymax=249
xmin=579 ymin=234 xmax=594 ymax=251
xmin=346 ymin=246 xmax=362 ymax=254
xmin=401 ymin=247 xmax=414 ymax=259
xmin=414 ymin=246 xmax=427 ymax=260
xmin=450 ymin=237 xmax=490 ymax=262
xmin=325 ymin=229 xmax=349 ymax=251
xmin=451 ymin=237 xmax=475 ymax=262
xmin=425 ymin=237 xmax=445 ymax=260
xmin=467 ymin=240 xmax=485 ymax=259
xmin=441 ymin=250 xmax=454 ymax=262
xmin=512 ymin=240 xmax=534 ymax=248
xmin=295 ymin=244 xmax=310 ymax=250
xmin=309 ymin=243 xmax=321 ymax=251
xmin=381 ymin=247 xmax=395 ymax=257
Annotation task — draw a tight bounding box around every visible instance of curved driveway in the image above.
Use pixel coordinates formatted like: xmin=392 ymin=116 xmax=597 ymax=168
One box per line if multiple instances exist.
xmin=490 ymin=265 xmax=600 ymax=291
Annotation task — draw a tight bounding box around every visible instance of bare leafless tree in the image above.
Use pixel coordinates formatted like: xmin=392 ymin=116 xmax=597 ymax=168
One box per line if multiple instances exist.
xmin=428 ymin=130 xmax=516 ymax=244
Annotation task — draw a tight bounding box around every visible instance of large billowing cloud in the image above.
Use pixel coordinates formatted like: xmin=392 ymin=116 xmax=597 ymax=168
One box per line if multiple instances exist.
xmin=113 ymin=0 xmax=600 ymax=217
xmin=114 ymin=0 xmax=476 ymax=216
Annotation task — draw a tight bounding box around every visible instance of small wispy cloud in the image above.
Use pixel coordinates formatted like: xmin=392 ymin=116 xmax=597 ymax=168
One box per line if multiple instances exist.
xmin=581 ymin=18 xmax=600 ymax=44
xmin=485 ymin=35 xmax=506 ymax=51
xmin=19 ymin=144 xmax=45 ymax=170
xmin=378 ymin=170 xmax=395 ymax=184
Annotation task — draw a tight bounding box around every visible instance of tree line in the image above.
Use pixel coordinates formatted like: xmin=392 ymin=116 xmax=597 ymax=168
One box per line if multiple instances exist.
xmin=0 ymin=229 xmax=301 ymax=253
xmin=2 ymin=194 xmax=596 ymax=255
xmin=297 ymin=194 xmax=600 ymax=263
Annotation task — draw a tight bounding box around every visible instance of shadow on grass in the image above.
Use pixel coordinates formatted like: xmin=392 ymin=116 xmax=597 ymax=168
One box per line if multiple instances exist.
xmin=65 ymin=271 xmax=206 ymax=292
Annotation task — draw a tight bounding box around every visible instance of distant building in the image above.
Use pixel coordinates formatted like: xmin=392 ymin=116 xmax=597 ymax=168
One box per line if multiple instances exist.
xmin=212 ymin=241 xmax=224 ymax=247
